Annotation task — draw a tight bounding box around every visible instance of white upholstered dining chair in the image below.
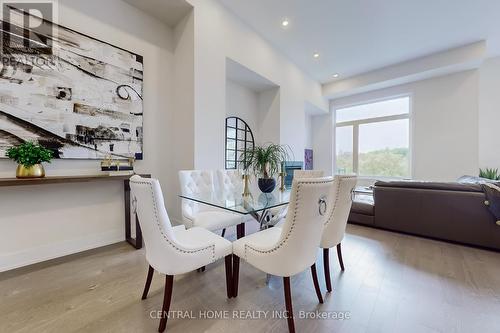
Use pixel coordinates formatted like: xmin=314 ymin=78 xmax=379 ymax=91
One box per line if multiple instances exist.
xmin=269 ymin=170 xmax=325 ymax=227
xmin=129 ymin=175 xmax=233 ymax=333
xmin=232 ymin=177 xmax=335 ymax=333
xmin=320 ymin=175 xmax=357 ymax=292
xmin=179 ymin=170 xmax=244 ymax=236
xmin=216 ymin=169 xmax=243 ymax=193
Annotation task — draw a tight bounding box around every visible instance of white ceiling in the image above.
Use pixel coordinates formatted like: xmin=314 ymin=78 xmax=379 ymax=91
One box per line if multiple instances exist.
xmin=217 ymin=0 xmax=500 ymax=83
xmin=123 ymin=0 xmax=192 ymax=27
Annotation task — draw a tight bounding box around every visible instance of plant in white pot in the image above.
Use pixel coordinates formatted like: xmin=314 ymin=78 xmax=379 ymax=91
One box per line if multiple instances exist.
xmin=241 ymin=143 xmax=291 ymax=193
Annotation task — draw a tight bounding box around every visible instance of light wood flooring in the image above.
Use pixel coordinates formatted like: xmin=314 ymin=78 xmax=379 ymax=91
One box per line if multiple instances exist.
xmin=1 ymin=224 xmax=500 ymax=333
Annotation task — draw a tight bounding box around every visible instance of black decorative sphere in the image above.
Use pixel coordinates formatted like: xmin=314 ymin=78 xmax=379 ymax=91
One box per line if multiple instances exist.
xmin=258 ymin=178 xmax=276 ymax=193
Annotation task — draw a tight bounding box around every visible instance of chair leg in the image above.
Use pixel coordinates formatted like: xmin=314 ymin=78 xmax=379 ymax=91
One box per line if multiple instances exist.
xmin=310 ymin=264 xmax=323 ymax=304
xmin=158 ymin=275 xmax=174 ymax=333
xmin=197 ymin=266 xmax=206 ymax=273
xmin=221 ymin=228 xmax=226 ymax=238
xmin=236 ymin=223 xmax=245 ymax=239
xmin=225 ymin=255 xmax=233 ymax=298
xmin=141 ymin=265 xmax=154 ymax=300
xmin=337 ymin=243 xmax=345 ymax=271
xmin=232 ymin=255 xmax=240 ymax=297
xmin=283 ymin=277 xmax=295 ymax=333
xmin=323 ymin=248 xmax=332 ymax=293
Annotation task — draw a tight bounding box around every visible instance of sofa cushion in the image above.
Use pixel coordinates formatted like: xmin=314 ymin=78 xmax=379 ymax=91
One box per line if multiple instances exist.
xmin=351 ymin=199 xmax=374 ymax=215
xmin=375 ymin=180 xmax=482 ymax=193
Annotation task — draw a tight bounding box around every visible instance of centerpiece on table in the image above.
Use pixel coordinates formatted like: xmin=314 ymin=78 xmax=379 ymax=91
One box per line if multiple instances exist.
xmin=6 ymin=142 xmax=53 ymax=178
xmin=240 ymin=143 xmax=291 ymax=193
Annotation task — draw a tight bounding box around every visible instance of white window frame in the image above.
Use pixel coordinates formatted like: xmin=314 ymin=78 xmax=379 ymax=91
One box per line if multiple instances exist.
xmin=334 ymin=94 xmax=413 ymax=179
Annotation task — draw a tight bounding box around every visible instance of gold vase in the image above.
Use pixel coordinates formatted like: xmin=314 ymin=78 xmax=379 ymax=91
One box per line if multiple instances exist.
xmin=16 ymin=164 xmax=45 ymax=178
xmin=242 ymin=174 xmax=251 ymax=197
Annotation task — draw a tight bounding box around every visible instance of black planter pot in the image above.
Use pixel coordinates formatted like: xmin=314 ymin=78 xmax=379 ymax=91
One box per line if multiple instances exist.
xmin=258 ymin=178 xmax=276 ymax=193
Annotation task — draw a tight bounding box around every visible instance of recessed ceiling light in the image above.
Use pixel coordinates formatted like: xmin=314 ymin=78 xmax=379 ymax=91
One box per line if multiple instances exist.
xmin=281 ymin=18 xmax=289 ymax=27
xmin=332 ymin=73 xmax=340 ymax=78
xmin=313 ymin=52 xmax=320 ymax=59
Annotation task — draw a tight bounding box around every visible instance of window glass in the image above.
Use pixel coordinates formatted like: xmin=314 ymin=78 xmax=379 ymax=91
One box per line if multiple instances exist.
xmin=336 ymin=96 xmax=409 ymax=123
xmin=335 ymin=96 xmax=410 ymax=178
xmin=358 ymin=119 xmax=410 ymax=177
xmin=336 ymin=126 xmax=354 ymax=174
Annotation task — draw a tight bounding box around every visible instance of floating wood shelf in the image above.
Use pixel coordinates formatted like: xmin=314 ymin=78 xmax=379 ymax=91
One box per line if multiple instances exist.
xmin=0 ymin=173 xmax=151 ymax=250
xmin=0 ymin=174 xmax=134 ymax=187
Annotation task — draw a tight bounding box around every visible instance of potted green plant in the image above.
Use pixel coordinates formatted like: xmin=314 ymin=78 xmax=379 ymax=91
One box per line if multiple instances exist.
xmin=479 ymin=168 xmax=500 ymax=180
xmin=241 ymin=143 xmax=291 ymax=193
xmin=6 ymin=142 xmax=53 ymax=178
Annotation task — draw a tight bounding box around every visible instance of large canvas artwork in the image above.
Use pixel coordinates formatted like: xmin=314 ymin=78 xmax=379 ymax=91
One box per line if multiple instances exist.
xmin=0 ymin=8 xmax=143 ymax=159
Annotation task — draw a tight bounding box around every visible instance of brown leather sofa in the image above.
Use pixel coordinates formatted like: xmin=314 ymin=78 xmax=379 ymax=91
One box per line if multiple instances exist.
xmin=349 ymin=181 xmax=500 ymax=251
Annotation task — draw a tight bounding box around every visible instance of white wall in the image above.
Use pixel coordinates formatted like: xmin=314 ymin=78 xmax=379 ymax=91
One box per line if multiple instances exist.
xmin=187 ymin=0 xmax=326 ymax=168
xmin=304 ymin=115 xmax=313 ymax=150
xmin=479 ymin=56 xmax=500 ymax=169
xmin=257 ymin=88 xmax=280 ymax=145
xmin=326 ymin=70 xmax=479 ymax=181
xmin=311 ymin=113 xmax=334 ymax=176
xmin=168 ymin=10 xmax=195 ymax=222
xmin=0 ymin=0 xmax=176 ymax=271
xmin=225 ymin=80 xmax=259 ymax=133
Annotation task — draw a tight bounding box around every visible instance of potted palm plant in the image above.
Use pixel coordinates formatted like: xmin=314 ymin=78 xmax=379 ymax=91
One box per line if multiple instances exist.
xmin=241 ymin=143 xmax=291 ymax=193
xmin=6 ymin=141 xmax=53 ymax=178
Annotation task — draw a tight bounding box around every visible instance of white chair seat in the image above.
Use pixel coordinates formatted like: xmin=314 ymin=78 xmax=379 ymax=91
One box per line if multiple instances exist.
xmin=193 ymin=211 xmax=243 ymax=232
xmin=233 ymin=226 xmax=282 ymax=261
xmin=173 ymin=226 xmax=232 ymax=261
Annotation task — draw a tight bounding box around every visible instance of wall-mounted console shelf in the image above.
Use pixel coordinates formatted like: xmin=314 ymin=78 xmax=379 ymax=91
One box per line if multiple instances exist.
xmin=0 ymin=173 xmax=150 ymax=250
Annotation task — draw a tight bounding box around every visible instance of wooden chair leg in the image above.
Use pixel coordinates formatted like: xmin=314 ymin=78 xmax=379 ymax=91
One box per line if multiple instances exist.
xmin=158 ymin=275 xmax=173 ymax=333
xmin=236 ymin=223 xmax=245 ymax=239
xmin=141 ymin=265 xmax=154 ymax=300
xmin=221 ymin=228 xmax=226 ymax=238
xmin=310 ymin=263 xmax=323 ymax=304
xmin=323 ymin=248 xmax=332 ymax=293
xmin=232 ymin=255 xmax=240 ymax=297
xmin=337 ymin=243 xmax=345 ymax=271
xmin=283 ymin=277 xmax=295 ymax=333
xmin=225 ymin=255 xmax=233 ymax=298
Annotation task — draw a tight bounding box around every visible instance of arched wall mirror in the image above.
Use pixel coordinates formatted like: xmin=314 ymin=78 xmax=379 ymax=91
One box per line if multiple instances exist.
xmin=225 ymin=117 xmax=255 ymax=169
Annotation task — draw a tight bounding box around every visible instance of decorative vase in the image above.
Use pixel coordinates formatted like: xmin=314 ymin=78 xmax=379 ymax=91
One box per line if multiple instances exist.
xmin=16 ymin=164 xmax=45 ymax=178
xmin=258 ymin=178 xmax=276 ymax=193
xmin=242 ymin=174 xmax=251 ymax=197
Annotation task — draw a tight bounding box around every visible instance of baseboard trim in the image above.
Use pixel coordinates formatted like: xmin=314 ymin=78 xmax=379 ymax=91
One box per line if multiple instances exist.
xmin=0 ymin=229 xmax=124 ymax=272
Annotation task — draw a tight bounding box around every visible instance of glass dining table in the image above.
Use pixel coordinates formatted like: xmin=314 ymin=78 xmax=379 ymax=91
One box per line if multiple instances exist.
xmin=180 ymin=187 xmax=291 ymax=238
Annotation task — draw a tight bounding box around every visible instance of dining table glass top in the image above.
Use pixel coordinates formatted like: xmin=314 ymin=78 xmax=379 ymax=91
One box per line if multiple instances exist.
xmin=180 ymin=186 xmax=291 ymax=215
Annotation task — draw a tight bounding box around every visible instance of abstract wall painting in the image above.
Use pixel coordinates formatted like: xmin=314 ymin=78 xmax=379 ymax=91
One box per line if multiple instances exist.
xmin=0 ymin=7 xmax=144 ymax=159
xmin=304 ymin=149 xmax=313 ymax=170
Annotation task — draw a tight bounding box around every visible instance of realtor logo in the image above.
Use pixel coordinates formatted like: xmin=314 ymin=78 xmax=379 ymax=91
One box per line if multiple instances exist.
xmin=1 ymin=2 xmax=54 ymax=54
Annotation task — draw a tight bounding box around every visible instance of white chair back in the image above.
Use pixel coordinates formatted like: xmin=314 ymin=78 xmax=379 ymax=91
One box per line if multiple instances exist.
xmin=178 ymin=170 xmax=215 ymax=227
xmin=293 ymin=170 xmax=324 ymax=179
xmin=252 ymin=177 xmax=335 ymax=276
xmin=130 ymin=176 xmax=180 ymax=274
xmin=216 ymin=169 xmax=243 ymax=193
xmin=321 ymin=175 xmax=357 ymax=248
xmin=131 ymin=175 xmax=228 ymax=275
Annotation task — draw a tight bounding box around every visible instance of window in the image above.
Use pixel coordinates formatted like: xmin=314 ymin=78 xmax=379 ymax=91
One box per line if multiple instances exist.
xmin=225 ymin=117 xmax=254 ymax=169
xmin=335 ymin=96 xmax=410 ymax=178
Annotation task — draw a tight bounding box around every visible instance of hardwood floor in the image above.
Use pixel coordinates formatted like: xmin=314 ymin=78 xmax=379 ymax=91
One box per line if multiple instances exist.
xmin=1 ymin=224 xmax=500 ymax=333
